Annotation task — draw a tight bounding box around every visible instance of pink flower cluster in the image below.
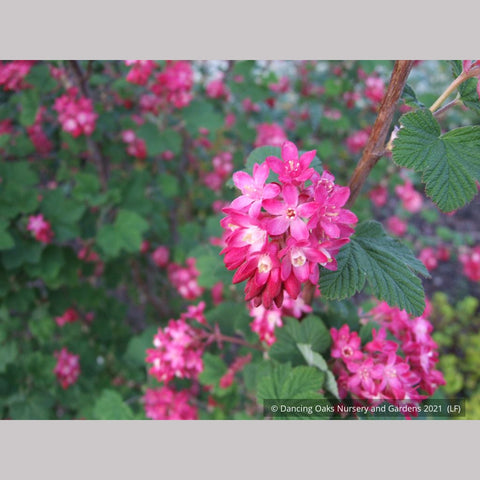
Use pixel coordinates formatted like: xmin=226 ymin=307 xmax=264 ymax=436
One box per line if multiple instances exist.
xmin=0 ymin=60 xmax=34 ymax=91
xmin=368 ymin=185 xmax=388 ymax=207
xmin=202 ymin=151 xmax=234 ymax=192
xmin=167 ymin=258 xmax=204 ymax=300
xmin=248 ymin=292 xmax=312 ymax=345
xmin=219 ymin=353 xmax=252 ymax=388
xmin=364 ymin=75 xmax=385 ymax=104
xmin=54 ymin=348 xmax=80 ymax=389
xmin=121 ymin=129 xmax=147 ymax=160
xmin=206 ymin=77 xmax=230 ymax=100
xmin=254 ymin=123 xmax=288 ymax=148
xmin=146 ymin=304 xmax=206 ymax=384
xmin=395 ymin=180 xmax=423 ymax=213
xmin=53 ymin=87 xmax=97 ymax=137
xmin=27 ymin=214 xmax=54 ymax=244
xmin=386 ymin=216 xmax=407 ymax=237
xmin=221 ymin=140 xmax=358 ymax=309
xmin=143 ymin=386 xmax=198 ymax=420
xmin=55 ymin=308 xmax=80 ymax=327
xmin=459 ymin=246 xmax=480 ymax=282
xmin=125 ymin=60 xmax=156 ymax=85
xmin=346 ymin=128 xmax=370 ymax=155
xmin=331 ymin=302 xmax=445 ymax=408
xmin=152 ymin=245 xmax=170 ymax=267
xmin=151 ymin=61 xmax=194 ymax=109
xmin=26 ymin=107 xmax=53 ymax=155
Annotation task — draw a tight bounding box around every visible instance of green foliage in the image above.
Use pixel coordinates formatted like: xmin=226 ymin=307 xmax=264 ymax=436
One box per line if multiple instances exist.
xmin=269 ymin=315 xmax=331 ymax=365
xmin=93 ymin=390 xmax=134 ymax=420
xmin=450 ymin=61 xmax=480 ymax=113
xmin=393 ymin=108 xmax=480 ymax=212
xmin=320 ymin=221 xmax=429 ymax=316
xmin=97 ymin=209 xmax=149 ymax=258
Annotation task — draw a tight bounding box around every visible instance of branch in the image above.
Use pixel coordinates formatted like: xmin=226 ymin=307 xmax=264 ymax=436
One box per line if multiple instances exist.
xmin=346 ymin=61 xmax=415 ymax=208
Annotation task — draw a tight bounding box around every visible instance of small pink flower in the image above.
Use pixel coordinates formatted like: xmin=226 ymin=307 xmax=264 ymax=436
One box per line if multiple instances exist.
xmin=368 ymin=185 xmax=388 ymax=207
xmin=386 ymin=216 xmax=407 ymax=237
xmin=27 ymin=214 xmax=54 ymax=244
xmin=346 ymin=129 xmax=370 ymax=155
xmin=152 ymin=246 xmax=169 ymax=267
xmin=459 ymin=246 xmax=480 ymax=282
xmin=144 ymin=386 xmax=198 ymax=420
xmin=254 ymin=123 xmax=287 ymax=147
xmin=419 ymin=247 xmax=438 ymax=272
xmin=364 ymin=75 xmax=385 ymax=104
xmin=395 ymin=180 xmax=423 ymax=213
xmin=54 ymin=348 xmax=80 ymax=389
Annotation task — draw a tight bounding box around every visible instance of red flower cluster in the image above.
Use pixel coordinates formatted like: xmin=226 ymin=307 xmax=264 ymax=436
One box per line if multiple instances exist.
xmin=206 ymin=77 xmax=230 ymax=100
xmin=26 ymin=107 xmax=53 ymax=155
xmin=55 ymin=308 xmax=80 ymax=327
xmin=143 ymin=386 xmax=198 ymax=420
xmin=331 ymin=301 xmax=445 ymax=409
xmin=0 ymin=60 xmax=34 ymax=91
xmin=53 ymin=87 xmax=97 ymax=137
xmin=459 ymin=246 xmax=480 ymax=282
xmin=167 ymin=258 xmax=204 ymax=300
xmin=145 ymin=304 xmax=206 ymax=384
xmin=121 ymin=129 xmax=147 ymax=160
xmin=202 ymin=151 xmax=233 ymax=192
xmin=221 ymin=140 xmax=358 ymax=309
xmin=151 ymin=61 xmax=194 ymax=109
xmin=125 ymin=60 xmax=156 ymax=86
xmin=53 ymin=348 xmax=80 ymax=389
xmin=27 ymin=214 xmax=54 ymax=243
xmin=254 ymin=123 xmax=288 ymax=148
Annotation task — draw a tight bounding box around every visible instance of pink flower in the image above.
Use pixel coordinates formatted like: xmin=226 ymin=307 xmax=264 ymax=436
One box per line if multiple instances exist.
xmin=266 ymin=141 xmax=316 ymax=186
xmin=249 ymin=303 xmax=283 ymax=345
xmin=368 ymin=185 xmax=388 ymax=207
xmin=419 ymin=247 xmax=438 ymax=272
xmin=167 ymin=258 xmax=204 ymax=300
xmin=459 ymin=246 xmax=480 ymax=281
xmin=55 ymin=308 xmax=80 ymax=327
xmin=152 ymin=246 xmax=169 ymax=267
xmin=144 ymin=386 xmax=197 ymax=420
xmin=206 ymin=77 xmax=230 ymax=100
xmin=27 ymin=214 xmax=54 ymax=244
xmin=254 ymin=123 xmax=287 ymax=148
xmin=151 ymin=61 xmax=194 ymax=109
xmin=54 ymin=87 xmax=97 ymax=137
xmin=346 ymin=129 xmax=370 ymax=155
xmin=364 ymin=75 xmax=385 ymax=104
xmin=0 ymin=61 xmax=34 ymax=91
xmin=395 ymin=180 xmax=423 ymax=213
xmin=122 ymin=130 xmax=147 ymax=160
xmin=331 ymin=325 xmax=363 ymax=362
xmin=146 ymin=314 xmax=205 ymax=383
xmin=386 ymin=216 xmax=407 ymax=237
xmin=54 ymin=348 xmax=80 ymax=389
xmin=125 ymin=60 xmax=156 ymax=85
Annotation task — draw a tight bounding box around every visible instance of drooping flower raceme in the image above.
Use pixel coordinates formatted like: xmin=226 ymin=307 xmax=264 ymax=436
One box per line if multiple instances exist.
xmin=146 ymin=312 xmax=205 ymax=384
xmin=53 ymin=348 xmax=80 ymax=389
xmin=221 ymin=140 xmax=358 ymax=309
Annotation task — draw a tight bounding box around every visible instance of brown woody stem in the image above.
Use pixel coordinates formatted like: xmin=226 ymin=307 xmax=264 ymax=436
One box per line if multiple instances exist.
xmin=346 ymin=61 xmax=415 ymax=208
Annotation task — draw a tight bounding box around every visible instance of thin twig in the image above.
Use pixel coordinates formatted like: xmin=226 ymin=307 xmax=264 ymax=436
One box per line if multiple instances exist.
xmin=346 ymin=61 xmax=415 ymax=208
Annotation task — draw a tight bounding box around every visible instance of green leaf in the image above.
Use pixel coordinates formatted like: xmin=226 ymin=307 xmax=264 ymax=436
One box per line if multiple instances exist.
xmin=198 ymin=353 xmax=228 ymax=387
xmin=257 ymin=363 xmax=324 ymax=401
xmin=137 ymin=123 xmax=181 ymax=156
xmin=205 ymin=301 xmax=250 ymax=337
xmin=451 ymin=61 xmax=480 ymax=113
xmin=320 ymin=221 xmax=428 ymax=316
xmin=0 ymin=219 xmax=14 ymax=250
xmin=182 ymin=100 xmax=224 ymax=135
xmin=297 ymin=343 xmax=340 ymax=399
xmin=392 ymin=108 xmax=480 ymax=212
xmin=189 ymin=244 xmax=233 ymax=288
xmin=401 ymin=84 xmax=425 ymax=108
xmin=269 ymin=315 xmax=331 ymax=365
xmin=0 ymin=342 xmax=18 ymax=373
xmin=93 ymin=390 xmax=134 ymax=420
xmin=158 ymin=173 xmax=179 ymax=199
xmin=25 ymin=63 xmax=57 ymax=93
xmin=97 ymin=209 xmax=149 ymax=257
xmin=19 ymin=89 xmax=39 ymax=126
xmin=124 ymin=326 xmax=158 ymax=367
